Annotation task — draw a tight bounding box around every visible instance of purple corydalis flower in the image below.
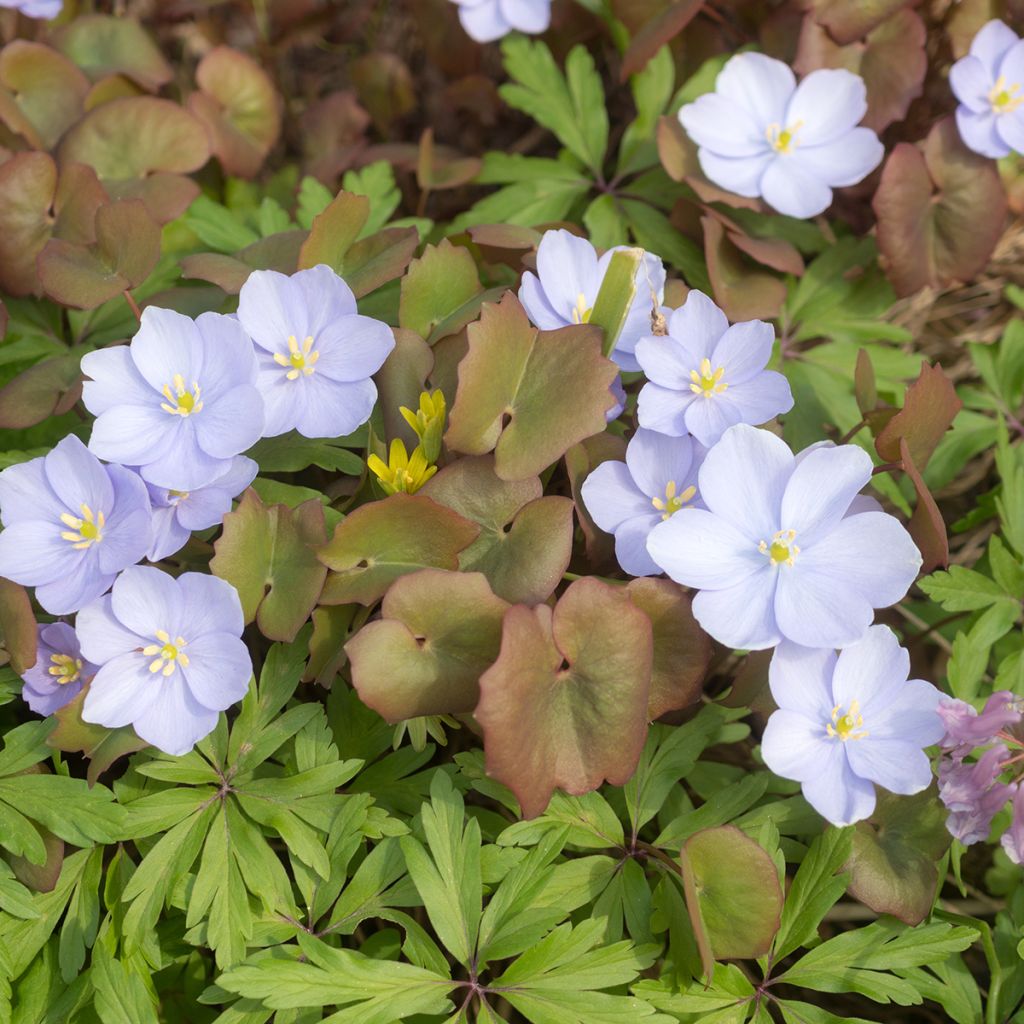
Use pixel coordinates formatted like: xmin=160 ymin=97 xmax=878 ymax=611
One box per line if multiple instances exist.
xmin=581 ymin=428 xmax=705 ymax=578
xmin=518 ymin=229 xmax=666 ymax=373
xmin=938 ymin=690 xmax=1022 ymax=756
xmin=1002 ymin=785 xmax=1024 ymax=863
xmin=77 ymin=566 xmax=252 ymax=756
xmin=0 ymin=0 xmax=62 ymax=17
xmin=146 ymin=456 xmax=257 ymax=563
xmin=938 ymin=744 xmax=1015 ymax=845
xmin=237 ymin=265 xmax=395 ymax=440
xmin=951 ymin=20 xmax=1024 ymax=159
xmin=0 ymin=436 xmax=152 ymax=615
xmin=20 ymin=622 xmax=97 ymax=716
xmin=647 ymin=424 xmax=922 ymax=650
xmin=761 ymin=626 xmax=944 ymax=826
xmin=81 ymin=309 xmax=264 ymax=492
xmin=634 ymin=290 xmax=793 ymax=447
xmin=679 ymin=53 xmax=883 ymax=219
xmin=449 ymin=0 xmax=550 ymax=42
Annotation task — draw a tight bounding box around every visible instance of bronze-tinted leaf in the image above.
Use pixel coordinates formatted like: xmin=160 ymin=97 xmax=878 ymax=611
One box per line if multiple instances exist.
xmin=298 ymin=190 xmax=370 ymax=272
xmin=875 ymin=361 xmax=962 ymax=471
xmin=703 ymin=215 xmax=786 ymax=321
xmin=351 ymin=52 xmax=416 ymax=133
xmin=0 ymin=579 xmax=36 ymax=675
xmin=873 ymin=117 xmax=1007 ymax=297
xmin=424 ymin=456 xmax=573 ymax=604
xmin=399 ymin=239 xmax=483 ymax=343
xmin=620 ymin=0 xmax=703 ymax=81
xmin=565 ymin=432 xmax=627 ymax=570
xmin=445 ymin=294 xmax=617 ymax=481
xmin=189 ymin=47 xmax=282 ymax=179
xmin=318 ymin=493 xmax=480 ymax=606
xmin=347 ymin=569 xmax=509 ymax=720
xmin=900 ymin=438 xmax=949 ymax=573
xmin=0 ymin=353 xmax=83 ymax=430
xmin=54 ymin=15 xmax=173 ymax=91
xmin=809 ymin=0 xmax=912 ymax=46
xmin=376 ymin=328 xmax=434 ymax=451
xmin=210 ymin=490 xmax=328 ymax=642
xmin=475 ymin=578 xmax=653 ymax=818
xmin=300 ymin=89 xmax=370 ymax=183
xmin=338 ymin=226 xmax=419 ymax=299
xmin=0 ymin=151 xmax=56 ymax=296
xmin=10 ymin=824 xmax=63 ymax=893
xmin=53 ymin=162 xmax=108 ymax=246
xmin=626 ymin=578 xmax=711 ymax=719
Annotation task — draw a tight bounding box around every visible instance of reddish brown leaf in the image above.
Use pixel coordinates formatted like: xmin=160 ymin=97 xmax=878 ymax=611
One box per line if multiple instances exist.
xmin=900 ymin=438 xmax=949 ymax=573
xmin=298 ymin=191 xmax=370 ymax=273
xmin=875 ymin=361 xmax=962 ymax=470
xmin=620 ymin=1 xmax=705 ymax=81
xmin=338 ymin=226 xmax=419 ymax=299
xmin=376 ymin=328 xmax=434 ymax=452
xmin=854 ymin=348 xmax=878 ymax=416
xmin=0 ymin=151 xmax=56 ymax=296
xmin=809 ymin=0 xmax=913 ymax=46
xmin=0 ymin=354 xmax=83 ymax=430
xmin=0 ymin=579 xmax=36 ymax=675
xmin=703 ymin=215 xmax=786 ymax=321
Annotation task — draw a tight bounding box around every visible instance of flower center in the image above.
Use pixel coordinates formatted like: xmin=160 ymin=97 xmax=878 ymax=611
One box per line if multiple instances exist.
xmin=766 ymin=120 xmax=804 ymax=153
xmin=59 ymin=504 xmax=105 ymax=549
xmin=989 ymin=75 xmax=1024 ymax=113
xmin=161 ymin=374 xmax=204 ymax=417
xmin=826 ymin=700 xmax=868 ymax=742
xmin=274 ymin=335 xmax=320 ymax=380
xmin=142 ymin=629 xmax=190 ymax=677
xmin=689 ymin=358 xmax=727 ymax=398
xmin=571 ymin=292 xmax=593 ymax=325
xmin=48 ymin=653 xmax=83 ymax=686
xmin=168 ymin=489 xmax=190 ymax=504
xmin=758 ymin=528 xmax=800 ymax=567
xmin=651 ymin=480 xmax=697 ymax=520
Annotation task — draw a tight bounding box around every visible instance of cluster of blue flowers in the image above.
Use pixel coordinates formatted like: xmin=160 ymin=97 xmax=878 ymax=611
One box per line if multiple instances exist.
xmin=0 ymin=265 xmax=394 ymax=755
xmin=519 ymin=230 xmax=945 ymax=828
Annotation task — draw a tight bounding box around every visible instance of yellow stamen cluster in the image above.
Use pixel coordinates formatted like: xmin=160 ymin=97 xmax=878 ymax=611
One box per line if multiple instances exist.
xmin=161 ymin=375 xmax=204 ymax=417
xmin=758 ymin=528 xmax=800 ymax=567
xmin=368 ymin=439 xmax=438 ymax=496
xmin=651 ymin=480 xmax=697 ymax=520
xmin=989 ymin=75 xmax=1024 ymax=114
xmin=826 ymin=700 xmax=868 ymax=742
xmin=766 ymin=120 xmax=804 ymax=153
xmin=60 ymin=504 xmax=105 ymax=550
xmin=400 ymin=390 xmax=447 ymax=464
xmin=274 ymin=335 xmax=320 ymax=380
xmin=689 ymin=357 xmax=727 ymax=398
xmin=48 ymin=653 xmax=83 ymax=686
xmin=571 ymin=291 xmax=593 ymax=325
xmin=142 ymin=630 xmax=190 ymax=677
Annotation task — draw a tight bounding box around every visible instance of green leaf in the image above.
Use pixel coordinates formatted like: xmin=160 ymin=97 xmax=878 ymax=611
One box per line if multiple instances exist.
xmin=318 ymin=493 xmax=480 ymax=606
xmin=211 ymin=489 xmax=328 ymax=642
xmin=246 ymin=430 xmax=366 ymax=474
xmin=298 ymin=190 xmax=370 ymax=273
xmin=445 ymin=295 xmax=617 ymax=481
xmin=500 ymin=38 xmax=608 ymax=176
xmin=589 ymin=248 xmax=642 ymax=358
xmin=918 ymin=564 xmax=1017 ymax=611
xmin=90 ymin=941 xmax=159 ymax=1024
xmin=399 ymin=239 xmax=483 ymax=343
xmin=475 ymin=578 xmax=653 ymax=818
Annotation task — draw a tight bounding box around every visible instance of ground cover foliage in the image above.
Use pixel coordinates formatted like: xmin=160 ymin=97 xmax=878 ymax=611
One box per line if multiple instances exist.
xmin=0 ymin=0 xmax=1022 ymax=1021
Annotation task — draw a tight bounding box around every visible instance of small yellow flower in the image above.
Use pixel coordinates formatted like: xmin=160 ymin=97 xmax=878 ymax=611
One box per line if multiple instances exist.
xmin=367 ymin=439 xmax=438 ymax=496
xmin=399 ymin=390 xmax=446 ymax=463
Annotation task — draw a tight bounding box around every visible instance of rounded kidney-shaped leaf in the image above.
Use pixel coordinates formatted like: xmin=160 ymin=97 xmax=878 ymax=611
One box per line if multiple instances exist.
xmin=54 ymin=15 xmax=173 ymax=91
xmin=0 ymin=151 xmax=57 ymax=296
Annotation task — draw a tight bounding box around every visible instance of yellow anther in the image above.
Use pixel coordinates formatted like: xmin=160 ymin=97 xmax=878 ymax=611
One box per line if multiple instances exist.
xmin=689 ymin=357 xmax=728 ymax=398
xmin=571 ymin=292 xmax=593 ymax=325
xmin=766 ymin=120 xmax=804 ymax=153
xmin=142 ymin=632 xmax=189 ymax=677
xmin=367 ymin=439 xmax=438 ymax=496
xmin=651 ymin=480 xmax=697 ymax=520
xmin=274 ymin=335 xmax=319 ymax=380
xmin=989 ymin=75 xmax=1024 ymax=113
xmin=826 ymin=700 xmax=868 ymax=742
xmin=161 ymin=374 xmax=203 ymax=417
xmin=758 ymin=528 xmax=799 ymax=567
xmin=48 ymin=653 xmax=83 ymax=686
xmin=59 ymin=504 xmax=105 ymax=549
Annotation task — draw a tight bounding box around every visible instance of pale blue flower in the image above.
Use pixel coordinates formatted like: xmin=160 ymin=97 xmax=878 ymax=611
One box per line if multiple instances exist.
xmin=761 ymin=626 xmax=944 ymax=826
xmin=0 ymin=436 xmax=152 ymax=615
xmin=679 ymin=53 xmax=884 ymax=218
xmin=20 ymin=622 xmax=97 ymax=716
xmin=450 ymin=0 xmax=550 ymax=42
xmin=647 ymin=424 xmax=922 ymax=650
xmin=634 ymin=290 xmax=793 ymax=447
xmin=950 ymin=20 xmax=1024 ymax=158
xmin=0 ymin=0 xmax=62 ymax=17
xmin=77 ymin=566 xmax=252 ymax=756
xmin=518 ymin=229 xmax=666 ymax=373
xmin=81 ymin=309 xmax=264 ymax=491
xmin=581 ymin=428 xmax=705 ymax=577
xmin=236 ymin=265 xmax=395 ymax=440
xmin=145 ymin=456 xmax=257 ymax=562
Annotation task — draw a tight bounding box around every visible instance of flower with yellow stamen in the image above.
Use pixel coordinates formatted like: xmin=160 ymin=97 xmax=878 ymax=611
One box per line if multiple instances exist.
xmin=368 ymin=439 xmax=438 ymax=496
xmin=274 ymin=335 xmax=320 ymax=380
xmin=399 ymin=390 xmax=447 ymax=463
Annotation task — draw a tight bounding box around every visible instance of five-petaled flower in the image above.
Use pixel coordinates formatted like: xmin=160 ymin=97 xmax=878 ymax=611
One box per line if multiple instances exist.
xmin=634 ymin=290 xmax=793 ymax=447
xmin=647 ymin=424 xmax=922 ymax=650
xmin=678 ymin=53 xmax=884 ymax=219
xmin=81 ymin=308 xmax=264 ymax=491
xmin=448 ymin=0 xmax=551 ymax=43
xmin=20 ymin=622 xmax=98 ymax=716
xmin=77 ymin=566 xmax=252 ymax=756
xmin=0 ymin=435 xmax=152 ymax=614
xmin=145 ymin=456 xmax=257 ymax=563
xmin=518 ymin=229 xmax=666 ymax=372
xmin=237 ymin=265 xmax=395 ymax=440
xmin=760 ymin=626 xmax=944 ymax=826
xmin=581 ymin=428 xmax=705 ymax=578
xmin=950 ymin=20 xmax=1024 ymax=158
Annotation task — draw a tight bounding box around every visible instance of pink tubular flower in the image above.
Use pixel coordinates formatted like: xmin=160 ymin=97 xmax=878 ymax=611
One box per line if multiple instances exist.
xmin=938 ymin=691 xmax=1022 ymax=756
xmin=938 ymin=743 xmax=1015 ymax=845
